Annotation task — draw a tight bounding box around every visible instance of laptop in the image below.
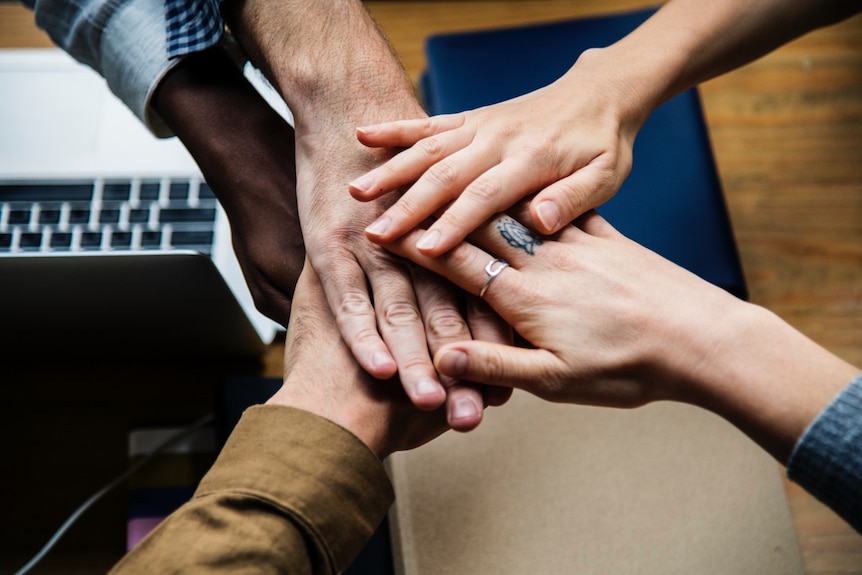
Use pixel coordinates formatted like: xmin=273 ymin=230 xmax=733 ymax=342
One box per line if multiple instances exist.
xmin=0 ymin=48 xmax=282 ymax=361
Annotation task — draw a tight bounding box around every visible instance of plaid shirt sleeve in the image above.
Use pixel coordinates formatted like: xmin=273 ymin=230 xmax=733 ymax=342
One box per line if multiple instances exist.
xmin=166 ymin=0 xmax=225 ymax=59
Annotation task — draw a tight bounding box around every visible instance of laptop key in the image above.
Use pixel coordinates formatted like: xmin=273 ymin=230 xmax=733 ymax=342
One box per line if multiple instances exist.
xmin=0 ymin=233 xmax=13 ymax=250
xmin=19 ymin=232 xmax=42 ymax=251
xmin=111 ymin=231 xmax=132 ymax=249
xmin=198 ymin=182 xmax=216 ymax=200
xmin=0 ymin=182 xmax=92 ymax=202
xmin=139 ymin=181 xmax=160 ymax=201
xmin=129 ymin=208 xmax=149 ymax=224
xmin=8 ymin=209 xmax=30 ymax=225
xmin=39 ymin=204 xmax=62 ymax=224
xmin=50 ymin=232 xmax=72 ymax=250
xmin=159 ymin=208 xmax=217 ymax=223
xmin=103 ymin=181 xmax=132 ymax=201
xmin=169 ymin=181 xmax=190 ymax=201
xmin=141 ymin=231 xmax=162 ymax=248
xmin=80 ymin=232 xmax=102 ymax=250
xmin=69 ymin=205 xmax=90 ymax=224
xmin=98 ymin=208 xmax=121 ymax=224
xmin=171 ymin=230 xmax=215 ymax=247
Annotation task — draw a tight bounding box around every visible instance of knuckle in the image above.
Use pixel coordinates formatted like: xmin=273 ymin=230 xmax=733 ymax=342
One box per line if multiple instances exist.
xmin=390 ymin=194 xmax=428 ymax=222
xmin=395 ymin=353 xmax=433 ymax=374
xmin=443 ymin=244 xmax=476 ymax=274
xmin=418 ymin=136 xmax=444 ymax=159
xmin=337 ymin=290 xmax=374 ymax=317
xmin=426 ymin=161 xmax=458 ymax=188
xmin=523 ymin=141 xmax=552 ymax=164
xmin=379 ymin=301 xmax=422 ymax=328
xmin=465 ymin=177 xmax=501 ymax=205
xmin=419 ymin=117 xmax=438 ymax=135
xmin=424 ymin=309 xmax=468 ymax=341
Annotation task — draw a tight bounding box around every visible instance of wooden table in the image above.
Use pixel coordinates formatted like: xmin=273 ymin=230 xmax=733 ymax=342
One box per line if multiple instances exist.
xmin=2 ymin=2 xmax=860 ymax=572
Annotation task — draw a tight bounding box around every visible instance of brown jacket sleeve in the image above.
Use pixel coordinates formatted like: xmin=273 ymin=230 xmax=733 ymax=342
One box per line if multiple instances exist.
xmin=110 ymin=405 xmax=394 ymax=574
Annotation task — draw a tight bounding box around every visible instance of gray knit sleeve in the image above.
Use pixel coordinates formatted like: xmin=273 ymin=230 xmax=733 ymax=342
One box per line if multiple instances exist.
xmin=787 ymin=372 xmax=862 ymax=533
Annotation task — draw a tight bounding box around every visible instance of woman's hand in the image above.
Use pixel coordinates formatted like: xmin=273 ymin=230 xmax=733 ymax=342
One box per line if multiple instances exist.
xmin=378 ymin=210 xmax=859 ymax=461
xmin=350 ymin=49 xmax=644 ymax=256
xmin=379 ymin=210 xmax=735 ymax=407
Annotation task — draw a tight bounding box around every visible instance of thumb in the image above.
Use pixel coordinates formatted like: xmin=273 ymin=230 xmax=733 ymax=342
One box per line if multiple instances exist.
xmin=530 ymin=161 xmax=620 ymax=235
xmin=434 ymin=342 xmax=564 ymax=401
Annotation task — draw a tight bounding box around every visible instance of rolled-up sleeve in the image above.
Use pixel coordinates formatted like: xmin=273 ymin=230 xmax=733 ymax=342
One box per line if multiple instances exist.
xmin=22 ymin=0 xmax=207 ymax=136
xmin=110 ymin=405 xmax=395 ymax=574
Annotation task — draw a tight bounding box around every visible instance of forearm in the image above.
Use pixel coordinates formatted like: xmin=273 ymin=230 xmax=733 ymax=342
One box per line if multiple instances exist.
xmin=152 ymin=47 xmax=304 ymax=324
xmin=152 ymin=47 xmax=298 ymax=224
xmin=562 ymin=0 xmax=861 ymax=129
xmin=222 ymin=0 xmax=423 ymax=132
xmin=667 ymin=298 xmax=859 ymax=463
xmin=111 ymin=406 xmax=393 ymax=574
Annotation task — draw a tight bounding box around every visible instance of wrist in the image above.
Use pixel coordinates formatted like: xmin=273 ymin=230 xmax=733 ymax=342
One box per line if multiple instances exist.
xmin=223 ymin=0 xmax=423 ymax=132
xmin=267 ymin=384 xmax=392 ymax=459
xmin=565 ymin=44 xmax=681 ymax=137
xmin=667 ymin=299 xmax=858 ymax=462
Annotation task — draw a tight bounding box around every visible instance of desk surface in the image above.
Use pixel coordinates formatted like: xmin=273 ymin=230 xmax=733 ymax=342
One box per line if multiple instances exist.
xmin=2 ymin=2 xmax=861 ymax=573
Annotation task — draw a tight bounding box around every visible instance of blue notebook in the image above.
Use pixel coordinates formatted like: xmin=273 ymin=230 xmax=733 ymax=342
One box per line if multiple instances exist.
xmin=421 ymin=8 xmax=747 ymax=299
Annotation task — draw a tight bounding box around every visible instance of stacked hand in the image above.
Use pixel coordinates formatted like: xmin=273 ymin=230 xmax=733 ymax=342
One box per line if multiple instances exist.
xmin=350 ymin=49 xmax=644 ymax=256
xmin=268 ymin=260 xmax=453 ymax=457
xmin=376 ymin=209 xmax=858 ymax=461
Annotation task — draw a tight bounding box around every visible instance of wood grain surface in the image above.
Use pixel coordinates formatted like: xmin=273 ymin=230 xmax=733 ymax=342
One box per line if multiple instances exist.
xmin=1 ymin=2 xmax=860 ymax=573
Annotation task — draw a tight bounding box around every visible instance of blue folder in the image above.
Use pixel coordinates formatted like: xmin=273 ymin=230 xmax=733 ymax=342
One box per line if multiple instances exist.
xmin=421 ymin=8 xmax=747 ymax=299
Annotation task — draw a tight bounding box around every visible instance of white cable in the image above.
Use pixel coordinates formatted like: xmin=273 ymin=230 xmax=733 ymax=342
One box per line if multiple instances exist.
xmin=14 ymin=413 xmax=215 ymax=575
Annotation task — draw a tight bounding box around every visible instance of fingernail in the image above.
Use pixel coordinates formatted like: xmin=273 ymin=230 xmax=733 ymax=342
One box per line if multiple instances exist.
xmin=416 ymin=229 xmax=441 ymax=252
xmin=437 ymin=349 xmax=468 ymax=377
xmin=536 ymin=200 xmax=561 ymax=233
xmin=357 ymin=125 xmax=378 ymax=136
xmin=371 ymin=351 xmax=395 ymax=371
xmin=366 ymin=215 xmax=390 ymax=237
xmin=415 ymin=376 xmax=443 ymax=399
xmin=452 ymin=397 xmax=480 ymax=422
xmin=350 ymin=173 xmax=375 ymax=193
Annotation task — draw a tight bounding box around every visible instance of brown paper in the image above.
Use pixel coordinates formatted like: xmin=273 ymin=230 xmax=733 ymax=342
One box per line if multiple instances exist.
xmin=387 ymin=391 xmax=803 ymax=574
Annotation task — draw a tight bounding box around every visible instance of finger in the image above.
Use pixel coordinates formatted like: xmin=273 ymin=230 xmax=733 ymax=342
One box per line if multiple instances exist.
xmin=362 ymin=140 xmax=499 ymax=242
xmin=465 ymin=295 xmax=514 ymax=407
xmin=413 ymin=157 xmax=551 ymax=256
xmin=313 ymin=255 xmax=400 ymax=381
xmin=367 ymin=258 xmax=448 ymax=411
xmin=385 ymin=226 xmax=519 ymax=306
xmin=434 ymin=341 xmax=565 ymax=402
xmin=409 ymin=265 xmax=485 ymax=430
xmin=355 ymin=114 xmax=465 ymax=148
xmin=467 ymin=214 xmax=548 ymax=270
xmin=530 ymin=159 xmax=624 ymax=235
xmin=350 ymin=127 xmax=474 ymax=203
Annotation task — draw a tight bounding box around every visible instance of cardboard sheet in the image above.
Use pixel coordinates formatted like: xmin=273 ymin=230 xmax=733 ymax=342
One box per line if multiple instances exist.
xmin=388 ymin=391 xmax=803 ymax=574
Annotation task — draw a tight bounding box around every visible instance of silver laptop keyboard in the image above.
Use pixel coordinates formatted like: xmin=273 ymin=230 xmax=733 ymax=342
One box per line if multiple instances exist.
xmin=0 ymin=177 xmax=217 ymax=255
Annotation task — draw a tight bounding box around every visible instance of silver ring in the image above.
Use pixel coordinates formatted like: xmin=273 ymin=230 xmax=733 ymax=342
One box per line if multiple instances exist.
xmin=479 ymin=258 xmax=508 ymax=299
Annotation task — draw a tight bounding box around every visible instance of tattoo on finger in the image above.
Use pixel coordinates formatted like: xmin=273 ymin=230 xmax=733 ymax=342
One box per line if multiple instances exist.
xmin=496 ymin=216 xmax=542 ymax=255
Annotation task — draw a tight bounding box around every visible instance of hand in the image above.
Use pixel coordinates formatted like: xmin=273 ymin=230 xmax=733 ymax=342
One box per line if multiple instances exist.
xmin=350 ymin=49 xmax=644 ymax=256
xmin=221 ymin=0 xmax=509 ymax=429
xmin=379 ymin=209 xmax=859 ymax=461
xmin=153 ymin=47 xmax=304 ymax=326
xmin=382 ymin=209 xmax=729 ymax=407
xmin=267 ymin=260 xmax=451 ymax=458
xmin=294 ymin=127 xmax=508 ymax=430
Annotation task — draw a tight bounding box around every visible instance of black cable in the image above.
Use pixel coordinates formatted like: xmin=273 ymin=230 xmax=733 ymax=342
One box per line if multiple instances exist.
xmin=14 ymin=413 xmax=215 ymax=575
